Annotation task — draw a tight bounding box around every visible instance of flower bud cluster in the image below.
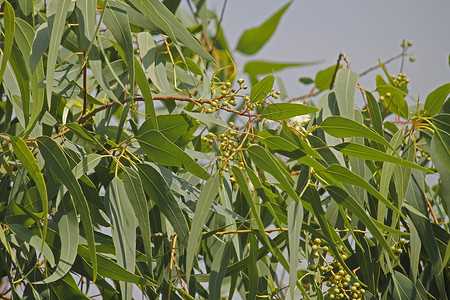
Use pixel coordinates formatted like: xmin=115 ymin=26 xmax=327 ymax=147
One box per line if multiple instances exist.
xmin=308 ymin=238 xmax=366 ymax=299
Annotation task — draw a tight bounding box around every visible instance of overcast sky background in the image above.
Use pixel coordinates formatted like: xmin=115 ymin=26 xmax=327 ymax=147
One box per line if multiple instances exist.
xmin=210 ymin=0 xmax=450 ymax=107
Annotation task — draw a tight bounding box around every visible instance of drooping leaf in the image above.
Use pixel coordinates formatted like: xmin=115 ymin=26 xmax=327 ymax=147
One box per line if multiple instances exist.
xmin=333 ymin=142 xmax=431 ymax=173
xmin=37 ymin=194 xmax=78 ymax=284
xmin=209 ymin=242 xmax=232 ymax=300
xmin=126 ymin=0 xmax=214 ymax=63
xmin=7 ymin=224 xmax=55 ymax=267
xmin=236 ymin=2 xmax=292 ymax=55
xmin=365 ymin=91 xmax=383 ymax=135
xmin=10 ymin=136 xmax=48 ymax=243
xmin=36 ymin=136 xmax=97 ymax=281
xmin=104 ymin=1 xmax=134 ymax=96
xmin=123 ymin=167 xmax=152 ymax=268
xmin=138 ymin=130 xmax=209 ymax=180
xmin=288 ymin=200 xmax=303 ymax=300
xmin=334 ymin=69 xmax=359 ymax=120
xmin=247 ymin=145 xmax=297 ymax=200
xmin=326 ymin=185 xmax=396 ymax=259
xmin=321 ymin=116 xmax=395 ymax=151
xmin=0 ymin=0 xmax=15 ymax=83
xmin=137 ymin=163 xmax=190 ymax=246
xmin=45 ymin=0 xmax=72 ymax=115
xmin=134 ymin=57 xmax=157 ymax=127
xmin=186 ymin=174 xmax=220 ymax=283
xmin=261 ymin=103 xmax=319 ymax=120
xmin=105 ymin=177 xmax=136 ymax=300
xmin=325 ymin=164 xmax=404 ymax=217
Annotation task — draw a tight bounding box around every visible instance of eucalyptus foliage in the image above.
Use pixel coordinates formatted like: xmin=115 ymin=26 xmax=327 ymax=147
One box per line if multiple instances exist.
xmin=0 ymin=1 xmax=449 ymax=299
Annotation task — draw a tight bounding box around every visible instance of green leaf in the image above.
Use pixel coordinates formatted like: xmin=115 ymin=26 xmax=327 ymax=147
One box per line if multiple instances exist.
xmin=138 ymin=114 xmax=194 ymax=142
xmin=72 ymin=154 xmax=102 ymax=179
xmin=209 ymin=242 xmax=232 ymax=300
xmin=127 ymin=0 xmax=214 ymax=63
xmin=77 ymin=245 xmax=147 ymax=285
xmin=431 ymin=114 xmax=450 ymax=174
xmin=288 ymin=201 xmax=303 ymax=300
xmin=333 ymin=142 xmax=431 ymax=173
xmin=315 ymin=65 xmax=342 ymax=91
xmin=37 ymin=194 xmax=78 ymax=284
xmin=10 ymin=136 xmax=48 ymax=243
xmin=184 ymin=111 xmax=229 ymax=135
xmin=250 ymin=75 xmax=275 ymax=103
xmin=103 ymin=1 xmax=134 ymax=96
xmin=334 ymin=69 xmax=359 ymax=120
xmin=320 ymin=116 xmax=395 ymax=151
xmin=244 ymin=60 xmax=315 ymax=80
xmin=326 ymin=186 xmax=396 ymax=259
xmin=247 ymin=233 xmax=259 ymax=300
xmin=137 ymin=163 xmax=190 ymax=246
xmin=123 ymin=167 xmax=152 ymax=268
xmin=134 ymin=57 xmax=157 ymax=127
xmin=36 ymin=136 xmax=97 ymax=281
xmin=390 ymin=271 xmax=425 ymax=300
xmin=0 ymin=0 xmax=15 ymax=83
xmin=365 ymin=91 xmax=383 ymax=135
xmin=424 ymin=83 xmax=450 ymax=116
xmin=299 ymin=77 xmax=314 ymax=85
xmin=138 ymin=130 xmax=209 ymax=180
xmin=236 ymin=2 xmax=292 ymax=55
xmin=247 ymin=145 xmax=297 ymax=200
xmin=325 ymin=165 xmax=404 ymax=217
xmin=105 ymin=177 xmax=136 ymax=300
xmin=7 ymin=224 xmax=55 ymax=267
xmin=186 ymin=174 xmax=220 ymax=283
xmin=261 ymin=103 xmax=319 ymax=120
xmin=46 ymin=0 xmax=72 ymax=115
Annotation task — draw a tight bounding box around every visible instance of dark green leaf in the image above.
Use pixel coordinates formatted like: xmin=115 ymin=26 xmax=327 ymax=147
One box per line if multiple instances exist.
xmin=209 ymin=242 xmax=232 ymax=300
xmin=321 ymin=116 xmax=394 ymax=151
xmin=250 ymin=75 xmax=275 ymax=103
xmin=36 ymin=136 xmax=97 ymax=281
xmin=0 ymin=0 xmax=14 ymax=83
xmin=315 ymin=65 xmax=342 ymax=91
xmin=138 ymin=130 xmax=209 ymax=180
xmin=186 ymin=174 xmax=220 ymax=283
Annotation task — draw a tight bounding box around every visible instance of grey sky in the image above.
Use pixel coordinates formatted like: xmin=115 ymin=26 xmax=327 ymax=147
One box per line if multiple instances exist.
xmin=215 ymin=0 xmax=450 ymax=107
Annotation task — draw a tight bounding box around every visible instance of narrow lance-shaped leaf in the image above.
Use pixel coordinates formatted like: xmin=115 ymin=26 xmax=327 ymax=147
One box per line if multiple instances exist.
xmin=333 ymin=142 xmax=431 ymax=173
xmin=7 ymin=224 xmax=55 ymax=267
xmin=325 ymin=164 xmax=404 ymax=217
xmin=288 ymin=201 xmax=303 ymax=300
xmin=138 ymin=130 xmax=209 ymax=180
xmin=137 ymin=163 xmax=190 ymax=246
xmin=10 ymin=136 xmax=48 ymax=246
xmin=103 ymin=1 xmax=134 ymax=96
xmin=209 ymin=242 xmax=232 ymax=300
xmin=128 ymin=0 xmax=214 ymax=62
xmin=134 ymin=56 xmax=157 ymax=128
xmin=36 ymin=194 xmax=78 ymax=284
xmin=46 ymin=0 xmax=72 ymax=113
xmin=105 ymin=177 xmax=136 ymax=300
xmin=123 ymin=167 xmax=152 ymax=269
xmin=0 ymin=0 xmax=15 ymax=83
xmin=36 ymin=136 xmax=97 ymax=281
xmin=236 ymin=2 xmax=292 ymax=55
xmin=325 ymin=186 xmax=396 ymax=259
xmin=186 ymin=174 xmax=220 ymax=284
xmin=261 ymin=103 xmax=319 ymax=121
xmin=320 ymin=116 xmax=395 ymax=151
